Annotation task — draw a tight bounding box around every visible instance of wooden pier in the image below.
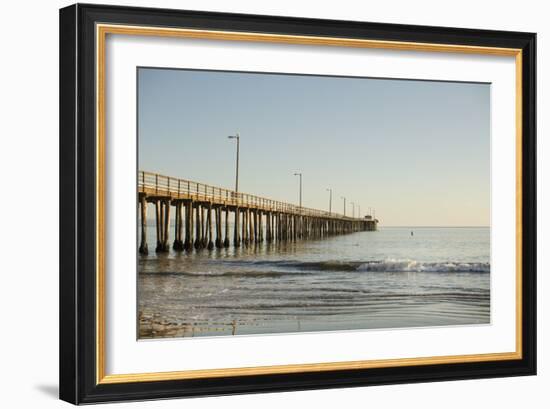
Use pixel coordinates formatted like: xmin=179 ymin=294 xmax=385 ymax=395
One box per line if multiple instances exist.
xmin=138 ymin=171 xmax=378 ymax=254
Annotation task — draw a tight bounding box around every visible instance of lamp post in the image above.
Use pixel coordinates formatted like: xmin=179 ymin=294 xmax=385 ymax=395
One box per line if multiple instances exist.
xmin=326 ymin=188 xmax=332 ymax=214
xmin=351 ymin=202 xmax=355 ymax=218
xmin=341 ymin=196 xmax=346 ymax=217
xmin=227 ymin=133 xmax=240 ymax=193
xmin=358 ymin=205 xmax=361 ymax=219
xmin=294 ymin=172 xmax=302 ymax=208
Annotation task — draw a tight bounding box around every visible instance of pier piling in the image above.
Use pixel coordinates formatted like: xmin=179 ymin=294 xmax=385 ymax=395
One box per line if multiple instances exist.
xmin=139 ymin=194 xmax=148 ymax=255
xmin=233 ymin=207 xmax=241 ymax=247
xmin=194 ymin=204 xmax=202 ymax=249
xmin=224 ymin=208 xmax=230 ymax=247
xmin=207 ymin=203 xmax=214 ymax=250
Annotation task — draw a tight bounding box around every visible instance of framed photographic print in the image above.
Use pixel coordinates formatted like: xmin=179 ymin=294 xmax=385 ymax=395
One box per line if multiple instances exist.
xmin=59 ymin=3 xmax=536 ymax=404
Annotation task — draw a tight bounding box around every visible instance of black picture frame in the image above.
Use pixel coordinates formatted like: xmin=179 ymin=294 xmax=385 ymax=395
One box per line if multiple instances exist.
xmin=60 ymin=3 xmax=536 ymax=404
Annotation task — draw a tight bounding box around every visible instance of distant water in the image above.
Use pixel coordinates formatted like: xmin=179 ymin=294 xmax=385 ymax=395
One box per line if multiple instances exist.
xmin=138 ymin=227 xmax=490 ymax=339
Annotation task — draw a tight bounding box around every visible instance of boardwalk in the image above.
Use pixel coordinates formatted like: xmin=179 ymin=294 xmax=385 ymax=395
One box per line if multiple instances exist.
xmin=138 ymin=171 xmax=378 ymax=254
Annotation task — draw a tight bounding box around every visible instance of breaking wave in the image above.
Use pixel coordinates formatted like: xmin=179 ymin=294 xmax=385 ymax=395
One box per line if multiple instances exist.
xmin=141 ymin=260 xmax=490 ymax=276
xmin=251 ymin=259 xmax=490 ymax=273
xmin=357 ymin=260 xmax=490 ymax=273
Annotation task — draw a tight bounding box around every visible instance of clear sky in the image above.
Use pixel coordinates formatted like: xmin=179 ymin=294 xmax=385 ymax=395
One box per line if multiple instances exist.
xmin=138 ymin=68 xmax=490 ymax=227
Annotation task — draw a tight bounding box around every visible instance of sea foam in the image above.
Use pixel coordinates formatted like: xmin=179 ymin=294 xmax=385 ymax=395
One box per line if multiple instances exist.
xmin=357 ymin=259 xmax=490 ymax=273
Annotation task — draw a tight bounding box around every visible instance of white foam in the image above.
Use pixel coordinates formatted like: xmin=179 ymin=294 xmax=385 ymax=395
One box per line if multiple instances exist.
xmin=357 ymin=259 xmax=490 ymax=273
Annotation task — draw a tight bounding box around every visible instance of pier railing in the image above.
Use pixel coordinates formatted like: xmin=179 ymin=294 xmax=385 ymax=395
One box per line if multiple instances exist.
xmin=138 ymin=171 xmax=356 ymax=220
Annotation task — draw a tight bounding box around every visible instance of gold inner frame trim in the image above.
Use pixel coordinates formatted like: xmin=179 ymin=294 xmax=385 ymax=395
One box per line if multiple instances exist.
xmin=96 ymin=23 xmax=523 ymax=385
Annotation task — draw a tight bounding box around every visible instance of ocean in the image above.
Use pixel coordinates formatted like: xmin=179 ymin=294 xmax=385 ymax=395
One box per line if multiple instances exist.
xmin=138 ymin=226 xmax=490 ymax=338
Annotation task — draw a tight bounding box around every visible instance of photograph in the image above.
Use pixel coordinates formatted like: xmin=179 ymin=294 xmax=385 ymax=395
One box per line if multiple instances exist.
xmin=137 ymin=67 xmax=491 ymax=339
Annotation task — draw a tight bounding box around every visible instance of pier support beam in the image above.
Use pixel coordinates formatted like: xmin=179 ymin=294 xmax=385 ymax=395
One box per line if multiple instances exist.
xmin=184 ymin=200 xmax=193 ymax=251
xmin=277 ymin=213 xmax=281 ymax=242
xmin=250 ymin=210 xmax=255 ymax=243
xmin=215 ymin=206 xmax=223 ymax=248
xmin=259 ymin=211 xmax=264 ymax=242
xmin=139 ymin=195 xmax=148 ymax=255
xmin=242 ymin=209 xmax=248 ymax=246
xmin=266 ymin=211 xmax=272 ymax=243
xmin=201 ymin=206 xmax=207 ymax=248
xmin=194 ymin=204 xmax=202 ymax=249
xmin=233 ymin=207 xmax=241 ymax=247
xmin=173 ymin=201 xmax=184 ymax=251
xmin=224 ymin=207 xmax=230 ymax=247
xmin=206 ymin=203 xmax=214 ymax=250
xmin=155 ymin=200 xmax=162 ymax=252
xmin=161 ymin=200 xmax=171 ymax=252
xmin=153 ymin=199 xmax=170 ymax=253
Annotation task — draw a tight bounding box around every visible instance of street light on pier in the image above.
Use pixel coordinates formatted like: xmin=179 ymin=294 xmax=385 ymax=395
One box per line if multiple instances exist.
xmin=341 ymin=196 xmax=346 ymax=217
xmin=326 ymin=188 xmax=332 ymax=215
xmin=227 ymin=133 xmax=240 ymax=193
xmin=358 ymin=205 xmax=361 ymax=219
xmin=351 ymin=202 xmax=355 ymax=218
xmin=294 ymin=172 xmax=303 ymax=208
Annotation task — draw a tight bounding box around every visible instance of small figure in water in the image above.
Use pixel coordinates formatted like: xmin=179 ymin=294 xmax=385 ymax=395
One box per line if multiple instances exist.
xmin=411 ymin=231 xmax=414 ymax=236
